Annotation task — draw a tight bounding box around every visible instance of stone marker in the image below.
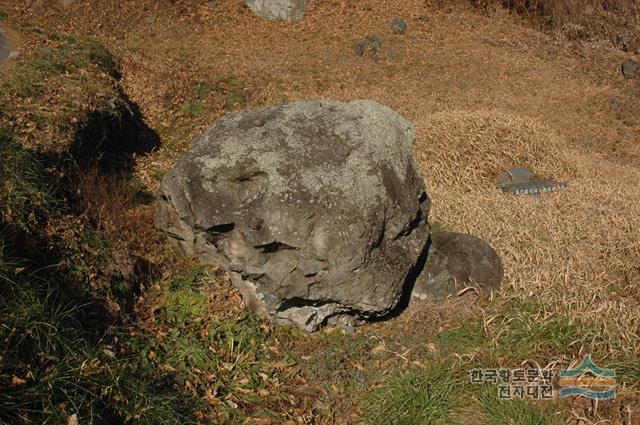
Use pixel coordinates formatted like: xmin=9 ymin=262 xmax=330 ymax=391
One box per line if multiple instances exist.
xmin=390 ymin=17 xmax=407 ymax=34
xmin=497 ymin=166 xmax=533 ymax=186
xmin=621 ymin=59 xmax=639 ymax=80
xmin=501 ymin=179 xmax=566 ymax=196
xmin=0 ymin=29 xmax=11 ymax=66
xmin=497 ymin=166 xmax=566 ymax=196
xmin=156 ymin=100 xmax=430 ymax=331
xmin=245 ymin=0 xmax=308 ymax=21
xmin=412 ymin=232 xmax=503 ymax=301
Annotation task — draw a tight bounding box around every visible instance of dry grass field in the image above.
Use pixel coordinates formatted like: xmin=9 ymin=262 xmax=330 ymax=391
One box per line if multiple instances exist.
xmin=1 ymin=0 xmax=639 ymax=423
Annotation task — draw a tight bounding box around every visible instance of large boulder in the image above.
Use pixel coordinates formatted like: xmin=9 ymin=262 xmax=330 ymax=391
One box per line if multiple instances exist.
xmin=245 ymin=0 xmax=308 ymax=21
xmin=156 ymin=100 xmax=430 ymax=331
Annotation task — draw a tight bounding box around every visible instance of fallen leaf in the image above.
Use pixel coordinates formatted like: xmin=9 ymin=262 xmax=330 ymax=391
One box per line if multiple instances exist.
xmin=425 ymin=342 xmax=438 ymax=352
xmin=244 ymin=418 xmax=272 ymax=425
xmin=371 ymin=344 xmax=386 ymax=354
xmin=11 ymin=376 xmax=27 ymax=387
xmin=203 ymin=389 xmax=220 ymax=406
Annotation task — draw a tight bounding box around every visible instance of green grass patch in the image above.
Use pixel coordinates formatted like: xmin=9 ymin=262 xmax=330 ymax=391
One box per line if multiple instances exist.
xmin=214 ymin=76 xmax=248 ymax=107
xmin=1 ymin=31 xmax=116 ymax=102
xmin=610 ymin=357 xmax=640 ymax=387
xmin=193 ymin=82 xmax=209 ymax=100
xmin=475 ymin=384 xmax=562 ymax=425
xmin=435 ymin=320 xmax=488 ymax=356
xmin=488 ymin=299 xmax=582 ymax=361
xmin=181 ymin=100 xmax=205 ymax=117
xmin=0 ymin=125 xmax=53 ymax=232
xmin=430 ymin=220 xmax=455 ymax=234
xmin=363 ymin=363 xmax=459 ymax=425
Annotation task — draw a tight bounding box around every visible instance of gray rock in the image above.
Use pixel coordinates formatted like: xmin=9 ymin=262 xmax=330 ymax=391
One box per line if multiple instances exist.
xmin=412 ymin=232 xmax=503 ymax=301
xmin=156 ymin=100 xmax=430 ymax=331
xmin=354 ymin=35 xmax=382 ymax=56
xmin=496 ymin=166 xmax=534 ymax=186
xmin=610 ymin=97 xmax=623 ymax=111
xmin=0 ymin=29 xmax=10 ymax=66
xmin=245 ymin=0 xmax=308 ymax=21
xmin=621 ymin=59 xmax=639 ymax=79
xmin=391 ymin=17 xmax=407 ymax=34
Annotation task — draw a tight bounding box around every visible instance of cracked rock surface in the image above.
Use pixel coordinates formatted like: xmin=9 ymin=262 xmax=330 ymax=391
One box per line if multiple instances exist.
xmin=245 ymin=0 xmax=308 ymax=21
xmin=155 ymin=100 xmax=430 ymax=331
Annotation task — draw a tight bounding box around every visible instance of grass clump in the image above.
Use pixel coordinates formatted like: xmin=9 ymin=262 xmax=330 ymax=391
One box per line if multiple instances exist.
xmin=2 ymin=33 xmax=116 ymax=102
xmin=214 ymin=76 xmax=248 ymax=107
xmin=476 ymin=384 xmax=562 ymax=425
xmin=363 ymin=364 xmax=459 ymax=425
xmin=488 ymin=299 xmax=582 ymax=361
xmin=0 ymin=125 xmax=53 ymax=232
xmin=0 ymin=28 xmax=120 ymax=159
xmin=181 ymin=100 xmax=205 ymax=117
xmin=430 ymin=220 xmax=455 ymax=235
xmin=436 ymin=321 xmax=488 ymax=356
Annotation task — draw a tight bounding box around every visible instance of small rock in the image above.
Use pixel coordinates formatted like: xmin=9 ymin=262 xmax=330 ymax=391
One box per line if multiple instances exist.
xmin=245 ymin=0 xmax=308 ymax=21
xmin=354 ymin=41 xmax=367 ymax=56
xmin=610 ymin=97 xmax=623 ymax=111
xmin=412 ymin=232 xmax=503 ymax=301
xmin=613 ymin=35 xmax=630 ymax=52
xmin=366 ymin=35 xmax=381 ymax=50
xmin=391 ymin=16 xmax=407 ymax=34
xmin=621 ymin=59 xmax=639 ymax=79
xmin=496 ymin=166 xmax=534 ymax=187
xmin=354 ymin=35 xmax=382 ymax=56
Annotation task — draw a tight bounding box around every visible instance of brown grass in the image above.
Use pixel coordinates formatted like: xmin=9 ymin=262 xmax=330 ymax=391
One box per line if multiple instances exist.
xmin=71 ymin=168 xmax=164 ymax=303
xmin=413 ymin=110 xmax=640 ymax=348
xmin=471 ymin=0 xmax=640 ymax=48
